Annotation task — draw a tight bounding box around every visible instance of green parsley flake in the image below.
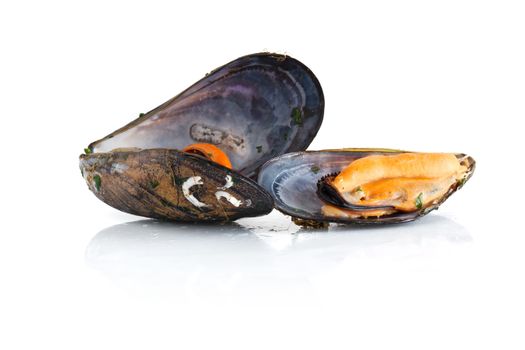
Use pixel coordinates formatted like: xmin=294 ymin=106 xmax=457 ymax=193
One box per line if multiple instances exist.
xmin=173 ymin=176 xmax=188 ymax=186
xmin=256 ymin=146 xmax=263 ymax=153
xmin=290 ymin=107 xmax=303 ymax=126
xmin=149 ymin=180 xmax=160 ymax=189
xmin=84 ymin=147 xmax=92 ymax=155
xmin=311 ymin=165 xmax=320 ymax=174
xmin=415 ymin=193 xmax=423 ymax=210
xmin=93 ymin=175 xmax=101 ymax=192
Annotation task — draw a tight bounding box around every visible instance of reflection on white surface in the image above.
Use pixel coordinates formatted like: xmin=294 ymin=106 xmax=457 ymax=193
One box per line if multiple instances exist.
xmin=85 ymin=212 xmax=472 ymax=302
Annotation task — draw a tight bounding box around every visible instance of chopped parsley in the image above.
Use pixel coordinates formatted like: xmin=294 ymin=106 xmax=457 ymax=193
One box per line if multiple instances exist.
xmin=290 ymin=107 xmax=303 ymax=126
xmin=457 ymin=177 xmax=467 ymax=187
xmin=415 ymin=193 xmax=423 ymax=210
xmin=311 ymin=165 xmax=320 ymax=174
xmin=149 ymin=180 xmax=160 ymax=189
xmin=256 ymin=145 xmax=263 ymax=153
xmin=139 ymin=113 xmax=145 ymax=117
xmin=173 ymin=176 xmax=188 ymax=186
xmin=93 ymin=175 xmax=101 ymax=192
xmin=84 ymin=147 xmax=92 ymax=155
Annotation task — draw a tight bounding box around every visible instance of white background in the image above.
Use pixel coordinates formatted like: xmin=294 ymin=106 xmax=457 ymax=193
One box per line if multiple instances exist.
xmin=1 ymin=1 xmax=524 ymax=349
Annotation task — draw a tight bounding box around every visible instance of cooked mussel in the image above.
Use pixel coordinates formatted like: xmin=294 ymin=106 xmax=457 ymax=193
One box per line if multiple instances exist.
xmin=80 ymin=53 xmax=324 ymax=221
xmin=258 ymin=149 xmax=475 ymax=226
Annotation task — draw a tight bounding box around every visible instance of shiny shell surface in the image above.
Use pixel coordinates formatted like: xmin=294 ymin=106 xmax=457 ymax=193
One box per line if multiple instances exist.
xmin=257 ymin=149 xmax=475 ymax=225
xmin=88 ymin=53 xmax=324 ymax=180
xmin=80 ymin=149 xmax=273 ymax=222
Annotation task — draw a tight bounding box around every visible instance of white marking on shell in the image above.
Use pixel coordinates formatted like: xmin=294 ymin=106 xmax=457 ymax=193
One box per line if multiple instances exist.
xmin=110 ymin=162 xmax=129 ymax=174
xmin=189 ymin=123 xmax=245 ymax=154
xmin=215 ymin=191 xmax=242 ymax=207
xmin=219 ymin=175 xmax=234 ymax=190
xmin=182 ymin=176 xmax=208 ymax=208
xmin=215 ymin=175 xmax=243 ymax=207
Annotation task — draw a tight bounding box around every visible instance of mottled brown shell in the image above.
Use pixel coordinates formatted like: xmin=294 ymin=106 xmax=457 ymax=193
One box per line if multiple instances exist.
xmin=80 ymin=149 xmax=273 ymax=222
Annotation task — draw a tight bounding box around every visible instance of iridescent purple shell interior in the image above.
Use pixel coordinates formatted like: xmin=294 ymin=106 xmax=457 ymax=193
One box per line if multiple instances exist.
xmin=89 ymin=53 xmax=324 ymax=179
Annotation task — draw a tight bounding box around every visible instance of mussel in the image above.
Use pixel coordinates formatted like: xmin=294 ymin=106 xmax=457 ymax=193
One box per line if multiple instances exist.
xmin=80 ymin=53 xmax=324 ymax=221
xmin=258 ymin=149 xmax=475 ymax=226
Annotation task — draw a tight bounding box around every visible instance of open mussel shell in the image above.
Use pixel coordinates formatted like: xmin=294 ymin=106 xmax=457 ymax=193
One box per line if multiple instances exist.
xmin=80 ymin=149 xmax=273 ymax=222
xmin=88 ymin=53 xmax=324 ymax=180
xmin=80 ymin=53 xmax=324 ymax=221
xmin=257 ymin=149 xmax=476 ymax=225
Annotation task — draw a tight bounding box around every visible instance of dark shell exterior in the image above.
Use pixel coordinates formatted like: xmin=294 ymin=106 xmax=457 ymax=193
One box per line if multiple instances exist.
xmin=257 ymin=149 xmax=476 ymax=225
xmin=81 ymin=53 xmax=324 ymax=222
xmin=88 ymin=53 xmax=324 ymax=180
xmin=80 ymin=149 xmax=273 ymax=222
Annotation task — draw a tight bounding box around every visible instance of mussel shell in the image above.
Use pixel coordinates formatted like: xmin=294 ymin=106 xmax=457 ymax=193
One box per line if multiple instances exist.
xmin=88 ymin=53 xmax=324 ymax=180
xmin=257 ymin=149 xmax=476 ymax=225
xmin=80 ymin=149 xmax=273 ymax=222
